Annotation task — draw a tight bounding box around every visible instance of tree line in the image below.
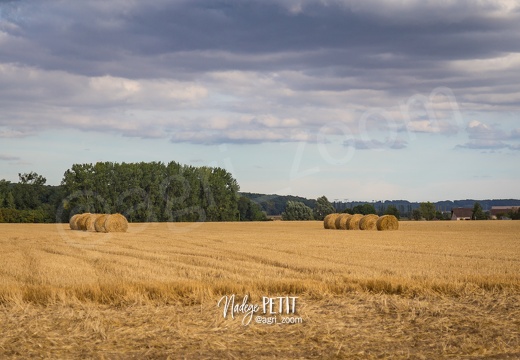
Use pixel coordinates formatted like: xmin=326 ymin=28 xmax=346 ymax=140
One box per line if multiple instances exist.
xmin=332 ymin=198 xmax=520 ymax=219
xmin=1 ymin=164 xmax=518 ymax=223
xmin=281 ymin=197 xmax=400 ymax=221
xmin=0 ymin=173 xmax=65 ymax=223
xmin=282 ymin=199 xmax=520 ymax=221
xmin=60 ymin=162 xmax=242 ymax=223
xmin=0 ymin=162 xmax=267 ymax=223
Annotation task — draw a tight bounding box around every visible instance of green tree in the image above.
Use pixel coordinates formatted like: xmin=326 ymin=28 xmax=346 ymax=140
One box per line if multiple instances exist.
xmin=282 ymin=201 xmax=314 ymax=221
xmin=384 ymin=205 xmax=400 ymax=220
xmin=239 ymin=193 xmax=315 ymax=216
xmin=352 ymin=203 xmax=377 ymax=215
xmin=412 ymin=209 xmax=422 ymax=221
xmin=472 ymin=202 xmax=487 ymax=220
xmin=163 ymin=163 xmax=195 ymax=222
xmin=419 ymin=202 xmax=436 ymax=220
xmin=60 ymin=161 xmax=241 ymax=223
xmin=205 ymin=167 xmax=240 ymax=221
xmin=0 ymin=175 xmax=64 ymax=223
xmin=18 ymin=172 xmax=46 ymax=186
xmin=313 ymin=196 xmax=335 ymax=221
xmin=238 ymin=196 xmax=267 ymax=221
xmin=14 ymin=171 xmax=47 ymax=210
xmin=0 ymin=179 xmax=9 ymax=195
xmin=5 ymin=192 xmax=15 ymax=209
xmin=61 ymin=163 xmax=97 ymax=215
xmin=434 ymin=211 xmax=449 ymax=220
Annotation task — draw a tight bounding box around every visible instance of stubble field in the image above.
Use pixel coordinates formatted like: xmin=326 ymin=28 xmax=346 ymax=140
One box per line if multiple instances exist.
xmin=0 ymin=220 xmax=519 ymax=359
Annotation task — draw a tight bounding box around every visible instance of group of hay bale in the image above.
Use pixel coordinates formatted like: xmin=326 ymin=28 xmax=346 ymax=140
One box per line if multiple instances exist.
xmin=69 ymin=213 xmax=129 ymax=233
xmin=324 ymin=213 xmax=399 ymax=231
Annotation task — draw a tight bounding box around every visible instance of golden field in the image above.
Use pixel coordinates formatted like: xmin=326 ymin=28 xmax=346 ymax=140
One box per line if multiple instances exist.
xmin=0 ymin=220 xmax=519 ymax=359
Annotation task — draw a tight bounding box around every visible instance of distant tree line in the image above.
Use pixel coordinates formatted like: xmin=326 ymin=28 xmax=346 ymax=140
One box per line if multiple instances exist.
xmin=1 ymin=166 xmax=519 ymax=223
xmin=281 ymin=197 xmax=403 ymax=221
xmin=510 ymin=211 xmax=520 ymax=220
xmin=0 ymin=172 xmax=65 ymax=223
xmin=332 ymin=199 xmax=520 ymax=219
xmin=281 ymin=201 xmax=314 ymax=221
xmin=281 ymin=199 xmax=520 ymax=221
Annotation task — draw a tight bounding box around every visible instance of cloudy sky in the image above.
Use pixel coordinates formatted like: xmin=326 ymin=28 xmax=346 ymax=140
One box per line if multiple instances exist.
xmin=1 ymin=0 xmax=519 ymax=202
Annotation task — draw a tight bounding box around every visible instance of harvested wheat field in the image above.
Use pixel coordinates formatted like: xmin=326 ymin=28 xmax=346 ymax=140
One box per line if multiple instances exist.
xmin=1 ymin=221 xmax=519 ymax=359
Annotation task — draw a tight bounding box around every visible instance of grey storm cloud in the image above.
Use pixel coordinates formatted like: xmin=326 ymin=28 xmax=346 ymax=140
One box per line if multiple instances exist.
xmin=1 ymin=0 xmax=520 ymax=145
xmin=2 ymin=0 xmax=519 ymax=77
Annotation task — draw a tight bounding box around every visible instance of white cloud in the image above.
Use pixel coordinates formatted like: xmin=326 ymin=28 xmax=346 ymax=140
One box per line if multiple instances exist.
xmin=0 ymin=0 xmax=519 ymax=151
xmin=468 ymin=120 xmax=491 ymax=131
xmin=457 ymin=120 xmax=520 ymax=150
xmin=466 ymin=120 xmax=506 ymax=140
xmin=0 ymin=63 xmax=208 ymax=108
xmin=406 ymin=120 xmax=450 ymax=134
xmin=169 ymin=114 xmax=312 ymax=144
xmin=451 ymin=53 xmax=520 ymax=75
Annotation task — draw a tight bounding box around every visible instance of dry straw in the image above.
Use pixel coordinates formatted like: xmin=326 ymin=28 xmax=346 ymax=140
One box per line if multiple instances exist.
xmin=76 ymin=213 xmax=92 ymax=231
xmin=104 ymin=213 xmax=129 ymax=233
xmin=335 ymin=214 xmax=353 ymax=230
xmin=359 ymin=214 xmax=379 ymax=231
xmin=346 ymin=214 xmax=364 ymax=230
xmin=323 ymin=213 xmax=340 ymax=229
xmin=94 ymin=214 xmax=110 ymax=233
xmin=376 ymin=215 xmax=399 ymax=231
xmin=69 ymin=214 xmax=81 ymax=230
xmin=85 ymin=214 xmax=102 ymax=232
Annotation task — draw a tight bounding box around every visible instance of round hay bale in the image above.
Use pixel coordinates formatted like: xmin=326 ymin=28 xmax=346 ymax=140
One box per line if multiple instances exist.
xmin=335 ymin=214 xmax=353 ymax=230
xmin=85 ymin=214 xmax=102 ymax=232
xmin=346 ymin=214 xmax=364 ymax=230
xmin=76 ymin=213 xmax=92 ymax=231
xmin=323 ymin=213 xmax=340 ymax=229
xmin=94 ymin=214 xmax=110 ymax=233
xmin=69 ymin=214 xmax=81 ymax=230
xmin=376 ymin=215 xmax=399 ymax=231
xmin=104 ymin=213 xmax=129 ymax=233
xmin=359 ymin=214 xmax=379 ymax=230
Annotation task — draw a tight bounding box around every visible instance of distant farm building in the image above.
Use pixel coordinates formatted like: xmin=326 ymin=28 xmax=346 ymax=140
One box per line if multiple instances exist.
xmin=490 ymin=206 xmax=519 ymax=220
xmin=451 ymin=208 xmax=473 ymax=221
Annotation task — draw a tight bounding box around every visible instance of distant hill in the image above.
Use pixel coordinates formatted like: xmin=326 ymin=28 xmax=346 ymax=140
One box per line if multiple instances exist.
xmin=240 ymin=193 xmax=316 ymax=216
xmin=240 ymin=192 xmax=520 ymax=216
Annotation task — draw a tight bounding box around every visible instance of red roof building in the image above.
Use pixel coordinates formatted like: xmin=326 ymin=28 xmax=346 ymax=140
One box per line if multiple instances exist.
xmin=490 ymin=206 xmax=519 ymax=219
xmin=451 ymin=208 xmax=473 ymax=220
